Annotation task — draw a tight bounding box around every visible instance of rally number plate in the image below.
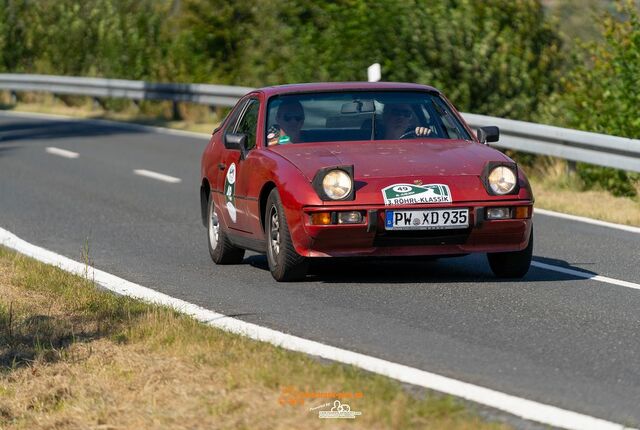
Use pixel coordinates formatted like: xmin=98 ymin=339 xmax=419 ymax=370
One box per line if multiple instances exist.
xmin=385 ymin=209 xmax=469 ymax=230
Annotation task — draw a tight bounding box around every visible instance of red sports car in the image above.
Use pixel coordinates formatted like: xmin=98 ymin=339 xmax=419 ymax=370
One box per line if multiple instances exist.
xmin=200 ymin=82 xmax=533 ymax=281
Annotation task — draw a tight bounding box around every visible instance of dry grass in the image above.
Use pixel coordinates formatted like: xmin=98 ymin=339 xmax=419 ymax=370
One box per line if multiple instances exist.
xmin=532 ymin=181 xmax=640 ymax=225
xmin=521 ymin=157 xmax=640 ymax=226
xmin=0 ymin=247 xmax=507 ymax=430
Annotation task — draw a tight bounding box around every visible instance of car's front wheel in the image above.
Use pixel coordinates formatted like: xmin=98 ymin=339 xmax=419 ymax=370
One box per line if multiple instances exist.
xmin=265 ymin=188 xmax=308 ymax=282
xmin=207 ymin=194 xmax=245 ymax=264
xmin=487 ymin=227 xmax=533 ymax=278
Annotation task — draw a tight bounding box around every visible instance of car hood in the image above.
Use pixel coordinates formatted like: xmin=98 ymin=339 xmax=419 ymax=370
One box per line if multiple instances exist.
xmin=269 ymin=139 xmax=510 ymax=180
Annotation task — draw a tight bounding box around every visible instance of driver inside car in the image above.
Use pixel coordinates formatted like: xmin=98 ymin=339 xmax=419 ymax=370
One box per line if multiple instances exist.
xmin=378 ymin=103 xmax=431 ymax=140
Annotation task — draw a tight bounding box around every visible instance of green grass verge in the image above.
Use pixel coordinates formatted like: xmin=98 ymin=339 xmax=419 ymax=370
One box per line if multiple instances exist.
xmin=0 ymin=246 xmax=507 ymax=429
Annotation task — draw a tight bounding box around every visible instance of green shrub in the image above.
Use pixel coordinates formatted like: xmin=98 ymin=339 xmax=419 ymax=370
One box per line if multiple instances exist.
xmin=577 ymin=164 xmax=639 ymax=197
xmin=0 ymin=0 xmax=564 ymax=123
xmin=539 ymin=0 xmax=640 ymax=196
xmin=0 ymin=0 xmax=36 ymax=72
xmin=186 ymin=0 xmax=563 ymax=121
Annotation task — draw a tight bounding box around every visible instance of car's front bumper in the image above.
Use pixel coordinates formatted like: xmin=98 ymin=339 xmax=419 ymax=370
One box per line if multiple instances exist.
xmin=292 ymin=202 xmax=533 ymax=257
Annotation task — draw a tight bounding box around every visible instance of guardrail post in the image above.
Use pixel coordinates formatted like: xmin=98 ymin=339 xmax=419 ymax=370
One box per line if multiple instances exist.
xmin=567 ymin=160 xmax=577 ymax=175
xmin=92 ymin=97 xmax=103 ymax=110
xmin=172 ymin=100 xmax=181 ymax=121
xmin=10 ymin=91 xmax=17 ymax=105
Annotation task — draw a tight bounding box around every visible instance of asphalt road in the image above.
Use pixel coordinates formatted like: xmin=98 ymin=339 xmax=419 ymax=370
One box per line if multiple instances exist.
xmin=1 ymin=112 xmax=639 ymax=427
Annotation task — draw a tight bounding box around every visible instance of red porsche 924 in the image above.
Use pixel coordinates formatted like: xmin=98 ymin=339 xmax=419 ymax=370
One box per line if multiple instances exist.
xmin=200 ymin=82 xmax=534 ymax=281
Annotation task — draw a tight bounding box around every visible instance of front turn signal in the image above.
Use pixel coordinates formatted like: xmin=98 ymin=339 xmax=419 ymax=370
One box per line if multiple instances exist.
xmin=310 ymin=212 xmax=332 ymax=225
xmin=514 ymin=206 xmax=532 ymax=219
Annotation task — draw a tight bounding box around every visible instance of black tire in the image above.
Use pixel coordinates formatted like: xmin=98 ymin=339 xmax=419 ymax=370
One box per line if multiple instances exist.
xmin=265 ymin=189 xmax=308 ymax=281
xmin=487 ymin=227 xmax=533 ymax=278
xmin=207 ymin=193 xmax=245 ymax=264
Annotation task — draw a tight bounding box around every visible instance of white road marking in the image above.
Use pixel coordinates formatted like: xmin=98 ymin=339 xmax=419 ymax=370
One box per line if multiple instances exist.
xmin=532 ymin=261 xmax=640 ymax=291
xmin=45 ymin=147 xmax=79 ymax=159
xmin=133 ymin=169 xmax=181 ymax=184
xmin=536 ymin=208 xmax=640 ymax=234
xmin=0 ymin=227 xmax=633 ymax=430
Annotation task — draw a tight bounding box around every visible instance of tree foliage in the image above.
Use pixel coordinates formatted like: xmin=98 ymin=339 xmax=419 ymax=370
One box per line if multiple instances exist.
xmin=0 ymin=0 xmax=35 ymax=72
xmin=187 ymin=0 xmax=562 ymax=120
xmin=0 ymin=0 xmax=564 ymax=120
xmin=539 ymin=0 xmax=640 ymax=196
xmin=400 ymin=0 xmax=562 ymax=119
xmin=0 ymin=0 xmax=172 ymax=79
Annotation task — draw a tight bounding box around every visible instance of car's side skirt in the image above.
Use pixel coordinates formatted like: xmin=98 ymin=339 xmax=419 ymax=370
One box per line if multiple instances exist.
xmin=227 ymin=232 xmax=266 ymax=253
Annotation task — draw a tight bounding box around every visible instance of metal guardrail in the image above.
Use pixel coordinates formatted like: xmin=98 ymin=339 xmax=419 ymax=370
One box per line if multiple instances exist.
xmin=463 ymin=113 xmax=640 ymax=173
xmin=0 ymin=73 xmax=252 ymax=107
xmin=1 ymin=73 xmax=639 ymax=172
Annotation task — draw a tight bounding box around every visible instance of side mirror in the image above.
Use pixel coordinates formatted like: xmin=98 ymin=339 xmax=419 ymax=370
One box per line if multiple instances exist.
xmin=224 ymin=133 xmax=248 ymax=158
xmin=476 ymin=126 xmax=499 ymax=144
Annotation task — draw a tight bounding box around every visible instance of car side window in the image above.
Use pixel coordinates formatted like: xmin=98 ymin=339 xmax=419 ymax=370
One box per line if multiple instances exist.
xmin=432 ymin=97 xmax=471 ymax=140
xmin=224 ymin=99 xmax=249 ymax=136
xmin=234 ymin=99 xmax=260 ymax=151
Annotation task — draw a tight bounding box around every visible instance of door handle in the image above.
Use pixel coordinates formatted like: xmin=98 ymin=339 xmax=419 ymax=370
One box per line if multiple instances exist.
xmin=218 ymin=163 xmax=226 ymax=171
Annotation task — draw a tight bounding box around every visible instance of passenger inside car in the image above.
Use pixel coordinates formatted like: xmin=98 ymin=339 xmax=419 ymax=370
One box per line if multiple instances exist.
xmin=265 ymin=92 xmax=472 ymax=145
xmin=267 ymin=100 xmax=305 ymax=145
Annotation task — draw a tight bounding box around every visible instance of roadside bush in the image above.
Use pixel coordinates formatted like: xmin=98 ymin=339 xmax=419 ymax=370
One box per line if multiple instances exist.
xmin=400 ymin=0 xmax=563 ymax=120
xmin=192 ymin=0 xmax=563 ymax=120
xmin=576 ymin=164 xmax=639 ymax=197
xmin=539 ymin=0 xmax=640 ymax=197
xmin=0 ymin=0 xmax=563 ymax=122
xmin=0 ymin=0 xmax=35 ymax=72
xmin=0 ymin=0 xmax=172 ymax=79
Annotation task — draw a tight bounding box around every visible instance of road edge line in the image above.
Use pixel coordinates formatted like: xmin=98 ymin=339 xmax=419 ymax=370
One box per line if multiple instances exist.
xmin=535 ymin=208 xmax=640 ymax=234
xmin=531 ymin=261 xmax=640 ymax=291
xmin=0 ymin=227 xmax=632 ymax=430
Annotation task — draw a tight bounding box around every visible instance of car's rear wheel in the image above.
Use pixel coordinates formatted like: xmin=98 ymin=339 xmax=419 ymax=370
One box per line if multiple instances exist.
xmin=487 ymin=227 xmax=533 ymax=278
xmin=207 ymin=193 xmax=245 ymax=264
xmin=265 ymin=189 xmax=308 ymax=281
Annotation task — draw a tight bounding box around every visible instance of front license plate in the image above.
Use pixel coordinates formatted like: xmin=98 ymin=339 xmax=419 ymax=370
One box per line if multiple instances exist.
xmin=385 ymin=209 xmax=469 ymax=230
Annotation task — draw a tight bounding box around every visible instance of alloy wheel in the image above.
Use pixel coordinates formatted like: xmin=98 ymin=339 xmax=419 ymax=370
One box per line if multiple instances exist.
xmin=269 ymin=206 xmax=280 ymax=256
xmin=208 ymin=203 xmax=219 ymax=250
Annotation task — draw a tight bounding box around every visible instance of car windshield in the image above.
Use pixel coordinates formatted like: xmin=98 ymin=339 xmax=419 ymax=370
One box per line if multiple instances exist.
xmin=265 ymin=91 xmax=471 ymax=145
